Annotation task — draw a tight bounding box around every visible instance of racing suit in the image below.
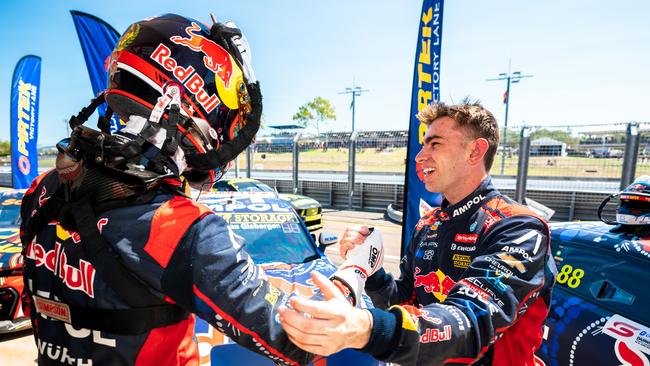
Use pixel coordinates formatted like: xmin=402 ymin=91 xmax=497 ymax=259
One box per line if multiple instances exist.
xmin=360 ymin=177 xmax=557 ymax=365
xmin=21 ymin=170 xmax=313 ymax=366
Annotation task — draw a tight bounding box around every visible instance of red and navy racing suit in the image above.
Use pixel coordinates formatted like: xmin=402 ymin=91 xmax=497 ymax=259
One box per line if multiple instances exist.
xmin=360 ymin=178 xmax=557 ymax=366
xmin=20 ymin=170 xmax=312 ymax=365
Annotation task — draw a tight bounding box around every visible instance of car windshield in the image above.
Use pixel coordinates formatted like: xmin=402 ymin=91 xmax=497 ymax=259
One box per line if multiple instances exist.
xmin=207 ymin=200 xmax=319 ymax=264
xmin=0 ymin=192 xmax=22 ymax=226
xmin=232 ymin=181 xmax=274 ymax=193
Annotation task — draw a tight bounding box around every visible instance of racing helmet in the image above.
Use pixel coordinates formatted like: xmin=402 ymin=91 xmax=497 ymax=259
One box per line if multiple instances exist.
xmin=598 ymin=176 xmax=650 ymax=226
xmin=105 ymin=13 xmax=259 ymax=188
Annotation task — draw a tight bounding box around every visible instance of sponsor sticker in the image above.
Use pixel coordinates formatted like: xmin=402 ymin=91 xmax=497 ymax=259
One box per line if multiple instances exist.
xmin=603 ymin=314 xmax=650 ymax=355
xmin=264 ymin=285 xmax=281 ymax=306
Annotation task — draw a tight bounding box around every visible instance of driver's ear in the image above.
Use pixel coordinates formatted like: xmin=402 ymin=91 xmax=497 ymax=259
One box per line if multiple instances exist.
xmin=468 ymin=138 xmax=489 ymax=166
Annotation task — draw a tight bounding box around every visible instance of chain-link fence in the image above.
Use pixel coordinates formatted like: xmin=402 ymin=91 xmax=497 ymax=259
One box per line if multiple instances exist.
xmin=354 ymin=130 xmax=407 ymax=174
xmin=296 ymin=133 xmax=351 ymax=174
xmin=220 ymin=121 xmax=648 ymax=218
xmin=229 ymin=130 xmax=408 ymax=182
xmin=488 ymin=122 xmax=649 ymax=194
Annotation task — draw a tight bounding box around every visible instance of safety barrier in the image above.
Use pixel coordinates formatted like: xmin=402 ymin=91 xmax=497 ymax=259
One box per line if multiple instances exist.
xmin=258 ymin=178 xmax=613 ymax=222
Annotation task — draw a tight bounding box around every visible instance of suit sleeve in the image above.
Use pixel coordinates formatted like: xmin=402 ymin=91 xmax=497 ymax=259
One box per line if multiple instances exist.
xmin=361 ymin=216 xmax=555 ymax=365
xmin=161 ymin=213 xmax=313 ymax=366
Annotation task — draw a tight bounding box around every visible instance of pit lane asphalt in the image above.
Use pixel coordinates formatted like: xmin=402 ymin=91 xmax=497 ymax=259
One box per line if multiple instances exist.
xmin=0 ymin=209 xmax=403 ymax=364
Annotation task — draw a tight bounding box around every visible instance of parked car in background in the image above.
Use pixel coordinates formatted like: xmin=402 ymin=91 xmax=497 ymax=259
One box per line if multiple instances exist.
xmin=213 ymin=178 xmax=323 ymax=232
xmin=536 ymin=221 xmax=650 ymax=366
xmin=0 ymin=189 xmax=29 ymax=334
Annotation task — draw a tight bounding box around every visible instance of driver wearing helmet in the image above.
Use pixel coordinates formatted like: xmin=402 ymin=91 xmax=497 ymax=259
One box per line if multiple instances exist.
xmin=20 ymin=14 xmax=313 ymax=365
xmin=599 ymin=175 xmax=650 ymax=237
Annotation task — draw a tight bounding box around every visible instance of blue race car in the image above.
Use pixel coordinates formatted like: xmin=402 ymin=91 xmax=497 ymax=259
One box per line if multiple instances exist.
xmin=537 ymin=177 xmax=650 ymax=366
xmin=536 ymin=221 xmax=650 ymax=366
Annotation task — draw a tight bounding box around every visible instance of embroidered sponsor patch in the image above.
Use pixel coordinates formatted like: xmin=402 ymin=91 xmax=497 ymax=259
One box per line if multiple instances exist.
xmin=33 ymin=296 xmax=71 ymax=323
xmin=454 ymin=233 xmax=478 ymax=243
xmin=452 ymin=254 xmax=471 ymax=269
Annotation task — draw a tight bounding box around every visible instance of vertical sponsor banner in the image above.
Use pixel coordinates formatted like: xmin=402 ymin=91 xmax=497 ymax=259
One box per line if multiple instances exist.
xmin=70 ymin=10 xmax=122 ymax=132
xmin=402 ymin=0 xmax=444 ymax=253
xmin=10 ymin=55 xmax=41 ymax=189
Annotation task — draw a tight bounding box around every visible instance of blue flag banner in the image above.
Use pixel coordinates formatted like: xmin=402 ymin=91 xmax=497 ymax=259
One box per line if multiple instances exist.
xmin=10 ymin=55 xmax=41 ymax=189
xmin=402 ymin=0 xmax=444 ymax=252
xmin=70 ymin=10 xmax=123 ymax=132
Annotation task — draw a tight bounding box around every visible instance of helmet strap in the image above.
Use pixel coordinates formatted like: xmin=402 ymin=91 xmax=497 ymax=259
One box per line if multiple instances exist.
xmin=145 ymin=84 xmax=183 ymax=158
xmin=97 ymin=106 xmax=114 ymax=134
xmin=597 ymin=193 xmax=619 ymax=225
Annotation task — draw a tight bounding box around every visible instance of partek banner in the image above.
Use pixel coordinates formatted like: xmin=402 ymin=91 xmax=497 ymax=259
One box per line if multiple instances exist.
xmin=10 ymin=55 xmax=41 ymax=189
xmin=70 ymin=10 xmax=122 ymax=132
xmin=403 ymin=0 xmax=444 ymax=252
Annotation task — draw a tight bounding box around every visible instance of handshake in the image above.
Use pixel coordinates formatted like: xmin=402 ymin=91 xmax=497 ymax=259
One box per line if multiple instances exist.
xmin=329 ymin=227 xmax=384 ymax=306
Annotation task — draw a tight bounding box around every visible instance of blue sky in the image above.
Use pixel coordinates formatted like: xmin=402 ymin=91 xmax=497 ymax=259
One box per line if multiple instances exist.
xmin=1 ymin=0 xmax=649 ymax=146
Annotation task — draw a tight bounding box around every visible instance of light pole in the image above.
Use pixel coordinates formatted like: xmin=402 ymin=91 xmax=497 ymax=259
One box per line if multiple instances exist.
xmin=339 ymin=86 xmax=368 ymax=132
xmin=487 ymin=63 xmax=533 ymax=175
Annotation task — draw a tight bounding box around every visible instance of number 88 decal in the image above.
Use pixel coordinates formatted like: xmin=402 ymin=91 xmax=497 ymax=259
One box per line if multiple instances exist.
xmin=556 ymin=264 xmax=584 ymax=288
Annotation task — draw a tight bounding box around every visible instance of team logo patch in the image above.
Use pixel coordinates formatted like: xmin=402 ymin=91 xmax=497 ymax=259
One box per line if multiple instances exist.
xmin=414 ymin=267 xmax=456 ymax=302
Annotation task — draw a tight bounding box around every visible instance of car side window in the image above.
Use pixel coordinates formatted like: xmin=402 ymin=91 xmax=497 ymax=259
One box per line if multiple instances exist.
xmin=553 ymin=243 xmax=650 ymax=324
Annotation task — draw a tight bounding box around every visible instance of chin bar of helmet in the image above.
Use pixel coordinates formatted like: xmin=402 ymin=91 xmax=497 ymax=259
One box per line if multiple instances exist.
xmin=184 ymin=81 xmax=261 ymax=171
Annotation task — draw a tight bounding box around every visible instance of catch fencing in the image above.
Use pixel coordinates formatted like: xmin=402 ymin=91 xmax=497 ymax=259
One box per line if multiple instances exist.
xmin=229 ymin=122 xmax=649 ymax=222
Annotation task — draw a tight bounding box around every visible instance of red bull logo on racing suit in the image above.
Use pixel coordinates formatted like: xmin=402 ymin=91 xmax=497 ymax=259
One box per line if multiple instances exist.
xmin=414 ymin=267 xmax=456 ymax=302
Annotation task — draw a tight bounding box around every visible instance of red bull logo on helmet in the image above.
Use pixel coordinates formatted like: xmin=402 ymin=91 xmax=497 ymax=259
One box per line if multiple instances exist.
xmin=414 ymin=267 xmax=456 ymax=302
xmin=15 ymin=79 xmax=37 ymax=175
xmin=171 ymin=22 xmax=234 ymax=88
xmin=150 ymin=44 xmax=221 ymax=113
xmin=170 ymin=22 xmax=243 ymax=110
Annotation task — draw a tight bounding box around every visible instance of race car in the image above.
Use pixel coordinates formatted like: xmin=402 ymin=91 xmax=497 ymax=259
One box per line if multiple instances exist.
xmin=0 ymin=189 xmax=29 ymax=334
xmin=213 ymin=178 xmax=323 ymax=232
xmin=535 ymin=221 xmax=650 ymax=366
xmin=195 ymin=192 xmax=378 ymax=365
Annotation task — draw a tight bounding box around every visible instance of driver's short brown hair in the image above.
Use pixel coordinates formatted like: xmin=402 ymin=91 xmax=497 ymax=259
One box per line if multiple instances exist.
xmin=417 ymin=99 xmax=499 ymax=171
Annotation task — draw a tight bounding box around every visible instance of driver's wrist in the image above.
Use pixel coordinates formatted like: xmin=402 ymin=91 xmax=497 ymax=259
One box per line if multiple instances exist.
xmin=352 ymin=309 xmax=373 ymax=349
